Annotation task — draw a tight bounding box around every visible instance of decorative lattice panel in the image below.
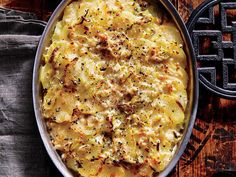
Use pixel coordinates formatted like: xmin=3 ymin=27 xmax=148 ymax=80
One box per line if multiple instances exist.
xmin=187 ymin=0 xmax=236 ymax=98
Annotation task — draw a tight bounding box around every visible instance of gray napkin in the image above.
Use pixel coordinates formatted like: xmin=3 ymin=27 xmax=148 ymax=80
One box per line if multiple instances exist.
xmin=0 ymin=7 xmax=62 ymax=177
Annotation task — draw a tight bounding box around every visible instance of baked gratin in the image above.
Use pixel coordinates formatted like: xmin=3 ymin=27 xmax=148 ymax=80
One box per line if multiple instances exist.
xmin=40 ymin=0 xmax=188 ymax=176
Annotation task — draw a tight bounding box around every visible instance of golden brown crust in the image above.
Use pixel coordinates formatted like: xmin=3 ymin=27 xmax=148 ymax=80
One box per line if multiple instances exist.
xmin=40 ymin=0 xmax=189 ymax=176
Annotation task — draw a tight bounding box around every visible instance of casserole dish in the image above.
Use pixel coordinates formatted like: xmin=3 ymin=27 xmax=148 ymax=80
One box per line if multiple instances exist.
xmin=33 ymin=0 xmax=198 ymax=176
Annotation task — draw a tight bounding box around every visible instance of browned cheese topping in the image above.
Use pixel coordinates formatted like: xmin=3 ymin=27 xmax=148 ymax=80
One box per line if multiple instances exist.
xmin=40 ymin=0 xmax=188 ymax=176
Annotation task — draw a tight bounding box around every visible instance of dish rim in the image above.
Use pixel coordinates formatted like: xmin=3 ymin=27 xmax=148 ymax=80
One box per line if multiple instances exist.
xmin=32 ymin=0 xmax=199 ymax=176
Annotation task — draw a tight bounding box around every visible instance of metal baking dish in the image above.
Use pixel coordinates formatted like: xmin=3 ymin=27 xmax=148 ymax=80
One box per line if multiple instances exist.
xmin=32 ymin=0 xmax=199 ymax=176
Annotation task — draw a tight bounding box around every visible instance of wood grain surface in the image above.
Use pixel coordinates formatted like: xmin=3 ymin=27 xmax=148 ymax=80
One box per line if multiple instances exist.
xmin=1 ymin=0 xmax=236 ymax=177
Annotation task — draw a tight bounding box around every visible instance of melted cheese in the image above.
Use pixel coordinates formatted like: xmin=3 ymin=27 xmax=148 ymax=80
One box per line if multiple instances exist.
xmin=40 ymin=0 xmax=188 ymax=176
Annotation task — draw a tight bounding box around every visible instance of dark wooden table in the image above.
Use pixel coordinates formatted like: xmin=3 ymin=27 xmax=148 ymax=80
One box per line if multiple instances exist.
xmin=2 ymin=0 xmax=236 ymax=177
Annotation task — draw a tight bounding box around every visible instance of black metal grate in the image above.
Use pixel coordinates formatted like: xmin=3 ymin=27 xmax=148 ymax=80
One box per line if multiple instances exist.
xmin=187 ymin=0 xmax=236 ymax=99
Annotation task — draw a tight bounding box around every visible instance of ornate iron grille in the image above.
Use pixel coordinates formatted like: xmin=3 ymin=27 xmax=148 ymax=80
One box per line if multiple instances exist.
xmin=187 ymin=0 xmax=236 ymax=99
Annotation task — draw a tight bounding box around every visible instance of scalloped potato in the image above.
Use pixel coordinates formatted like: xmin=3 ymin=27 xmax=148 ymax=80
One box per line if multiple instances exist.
xmin=40 ymin=0 xmax=188 ymax=176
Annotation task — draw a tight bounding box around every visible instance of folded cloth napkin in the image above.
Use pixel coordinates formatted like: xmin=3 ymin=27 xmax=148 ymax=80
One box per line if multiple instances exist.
xmin=0 ymin=7 xmax=62 ymax=177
